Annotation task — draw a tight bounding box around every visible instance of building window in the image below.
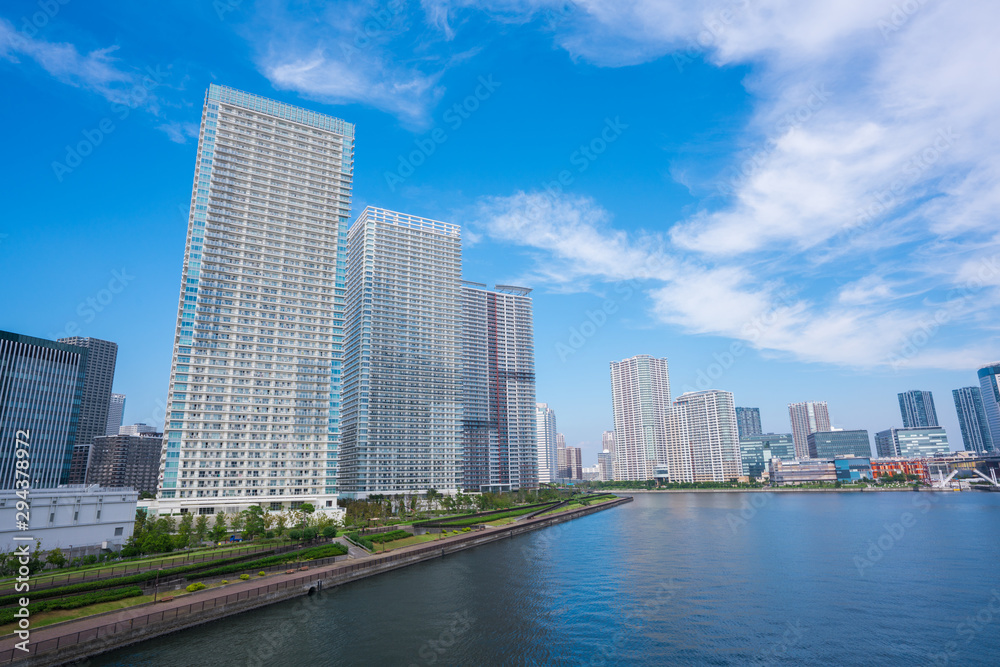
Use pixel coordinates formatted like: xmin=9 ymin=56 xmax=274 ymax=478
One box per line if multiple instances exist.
xmin=114 ymin=527 xmax=124 ymax=536
xmin=96 ymin=510 xmax=101 ymax=520
xmin=270 ymin=502 xmax=282 ymax=511
xmin=49 ymin=513 xmax=55 ymax=523
xmin=73 ymin=512 xmax=79 ymax=521
xmin=198 ymin=507 xmax=215 ymax=515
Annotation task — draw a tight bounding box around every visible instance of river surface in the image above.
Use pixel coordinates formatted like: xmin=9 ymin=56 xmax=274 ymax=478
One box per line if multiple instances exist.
xmin=95 ymin=491 xmax=1000 ymax=666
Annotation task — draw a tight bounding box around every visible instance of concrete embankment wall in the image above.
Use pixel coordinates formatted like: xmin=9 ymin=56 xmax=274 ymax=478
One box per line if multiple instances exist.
xmin=11 ymin=497 xmax=631 ymax=667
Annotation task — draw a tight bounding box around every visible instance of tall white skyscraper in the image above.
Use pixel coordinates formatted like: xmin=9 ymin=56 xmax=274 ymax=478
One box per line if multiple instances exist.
xmin=153 ymin=85 xmax=354 ymax=515
xmin=674 ymin=390 xmax=742 ymax=482
xmin=461 ymin=283 xmax=537 ymax=492
xmin=788 ymin=401 xmax=831 ymax=459
xmin=609 ymin=355 xmax=672 ymax=481
xmin=339 ymin=208 xmax=462 ymax=498
xmin=535 ymin=403 xmax=558 ymax=484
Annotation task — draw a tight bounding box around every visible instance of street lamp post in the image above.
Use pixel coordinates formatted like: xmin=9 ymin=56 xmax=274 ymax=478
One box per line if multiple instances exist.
xmin=153 ymin=568 xmax=162 ymax=602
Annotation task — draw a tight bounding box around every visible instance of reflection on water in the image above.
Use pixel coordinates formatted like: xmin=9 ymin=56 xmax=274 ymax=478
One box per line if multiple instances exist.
xmin=96 ymin=492 xmax=1000 ymax=666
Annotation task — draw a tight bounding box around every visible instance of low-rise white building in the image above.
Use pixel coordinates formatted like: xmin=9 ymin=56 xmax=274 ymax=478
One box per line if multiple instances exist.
xmin=0 ymin=486 xmax=137 ymax=556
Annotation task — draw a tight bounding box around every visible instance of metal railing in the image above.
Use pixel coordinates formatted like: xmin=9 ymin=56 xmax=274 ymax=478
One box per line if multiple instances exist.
xmin=0 ymin=543 xmax=293 ymax=593
xmin=0 ymin=498 xmax=631 ymax=665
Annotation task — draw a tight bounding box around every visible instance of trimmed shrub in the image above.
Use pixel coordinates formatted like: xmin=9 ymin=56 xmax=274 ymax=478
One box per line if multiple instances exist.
xmin=289 ymin=530 xmax=302 ymax=541
xmin=321 ymin=526 xmax=336 ymax=538
xmin=0 ymin=587 xmax=143 ymax=625
xmin=302 ymin=528 xmax=317 ymax=541
xmin=258 ymin=571 xmax=266 ymax=576
xmin=240 ymin=574 xmax=250 ymax=581
xmin=367 ymin=530 xmax=411 ymax=544
xmin=186 ymin=583 xmax=206 ymax=592
xmin=221 ymin=580 xmax=229 ymax=585
xmin=187 ymin=544 xmax=347 ymax=580
xmin=345 ymin=532 xmax=374 ymax=552
xmin=265 ymin=531 xmax=275 ymax=539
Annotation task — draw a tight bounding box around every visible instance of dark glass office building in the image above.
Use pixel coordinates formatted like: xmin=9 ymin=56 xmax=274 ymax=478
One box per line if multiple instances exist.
xmin=0 ymin=331 xmax=87 ymax=489
xmin=978 ymin=364 xmax=1000 ymax=450
xmin=953 ymin=386 xmax=993 ymax=453
xmin=807 ymin=430 xmax=872 ymax=459
xmin=736 ymin=407 xmax=763 ymax=440
xmin=898 ymin=390 xmax=938 ymax=428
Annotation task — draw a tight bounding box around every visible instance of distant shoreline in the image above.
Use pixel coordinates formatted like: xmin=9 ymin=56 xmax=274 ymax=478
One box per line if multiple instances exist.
xmin=612 ymin=487 xmax=946 ymax=493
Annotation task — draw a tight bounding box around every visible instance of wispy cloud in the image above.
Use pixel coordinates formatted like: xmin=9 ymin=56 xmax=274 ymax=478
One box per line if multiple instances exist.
xmin=438 ymin=0 xmax=1000 ymax=370
xmin=0 ymin=17 xmax=160 ymax=112
xmin=248 ymin=1 xmax=448 ymax=127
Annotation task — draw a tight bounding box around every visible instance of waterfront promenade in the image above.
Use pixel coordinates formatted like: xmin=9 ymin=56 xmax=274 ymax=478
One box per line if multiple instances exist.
xmin=0 ymin=497 xmax=631 ymax=666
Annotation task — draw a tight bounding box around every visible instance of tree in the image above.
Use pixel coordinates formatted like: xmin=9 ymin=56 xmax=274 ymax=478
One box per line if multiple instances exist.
xmin=194 ymin=515 xmax=209 ymax=544
xmin=45 ymin=547 xmax=66 ymax=570
xmin=275 ymin=513 xmax=288 ymax=537
xmin=210 ymin=513 xmax=228 ymax=542
xmin=242 ymin=506 xmax=267 ymax=540
xmin=229 ymin=511 xmax=245 ymax=535
xmin=296 ymin=503 xmax=316 ymax=528
xmin=176 ymin=513 xmax=194 ymax=548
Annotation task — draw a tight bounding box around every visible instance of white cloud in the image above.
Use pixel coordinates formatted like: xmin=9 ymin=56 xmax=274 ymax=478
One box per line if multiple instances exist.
xmin=433 ymin=0 xmax=1000 ymax=371
xmin=250 ymin=2 xmax=446 ymax=126
xmin=0 ymin=18 xmax=159 ymax=111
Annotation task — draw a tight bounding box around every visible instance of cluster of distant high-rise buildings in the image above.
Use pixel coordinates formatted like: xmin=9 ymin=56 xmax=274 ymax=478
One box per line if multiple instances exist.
xmin=592 ymin=355 xmax=1000 ymax=484
xmin=5 ymin=83 xmax=1000 ymax=551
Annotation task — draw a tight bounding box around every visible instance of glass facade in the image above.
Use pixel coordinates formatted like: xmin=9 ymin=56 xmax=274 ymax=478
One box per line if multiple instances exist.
xmin=898 ymin=390 xmax=938 ymax=428
xmin=157 ymin=85 xmax=353 ymax=512
xmin=953 ymin=386 xmax=993 ymax=453
xmin=0 ymin=331 xmax=86 ymax=489
xmin=461 ymin=284 xmax=536 ymax=492
xmin=735 ymin=407 xmax=762 ymax=440
xmin=807 ymin=430 xmax=872 ymax=459
xmin=788 ymin=402 xmax=831 ymax=459
xmin=739 ymin=433 xmax=796 ymax=478
xmin=978 ymin=364 xmax=1000 ymax=450
xmin=339 ymin=207 xmax=462 ymax=498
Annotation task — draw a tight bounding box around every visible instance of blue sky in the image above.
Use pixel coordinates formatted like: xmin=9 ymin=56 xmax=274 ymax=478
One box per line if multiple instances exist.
xmin=2 ymin=0 xmax=998 ymax=464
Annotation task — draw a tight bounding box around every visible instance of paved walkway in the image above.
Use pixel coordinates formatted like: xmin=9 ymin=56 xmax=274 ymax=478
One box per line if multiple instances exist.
xmin=0 ymin=499 xmax=627 ymax=663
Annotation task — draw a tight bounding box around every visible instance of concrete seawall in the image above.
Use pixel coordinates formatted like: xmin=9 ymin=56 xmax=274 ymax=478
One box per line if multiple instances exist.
xmin=4 ymin=496 xmax=631 ymax=667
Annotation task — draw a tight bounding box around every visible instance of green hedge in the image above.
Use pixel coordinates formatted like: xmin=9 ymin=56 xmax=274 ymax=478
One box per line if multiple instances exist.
xmin=436 ymin=504 xmax=558 ymax=527
xmin=0 ymin=551 xmax=275 ymax=608
xmin=345 ymin=532 xmax=374 ymax=552
xmin=189 ymin=544 xmax=347 ymax=579
xmin=0 ymin=587 xmax=143 ymax=625
xmin=366 ymin=530 xmax=411 ymax=544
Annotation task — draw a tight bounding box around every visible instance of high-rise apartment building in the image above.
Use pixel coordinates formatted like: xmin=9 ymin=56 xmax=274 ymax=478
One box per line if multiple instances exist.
xmin=609 ymin=355 xmax=672 ymax=481
xmin=565 ymin=446 xmax=583 ymax=480
xmin=788 ymin=401 xmax=831 ymax=459
xmin=807 ymin=430 xmax=872 ymax=459
xmin=598 ymin=449 xmax=614 ymax=482
xmin=898 ymin=390 xmax=938 ymax=428
xmin=536 ymin=403 xmax=558 ymax=484
xmin=339 ymin=208 xmax=462 ymax=498
xmin=59 ymin=337 xmax=117 ymax=484
xmin=0 ymin=331 xmax=86 ymax=489
xmin=88 ymin=432 xmax=163 ymax=494
xmin=735 ymin=407 xmax=762 ymax=440
xmin=953 ymin=386 xmax=993 ymax=453
xmin=461 ymin=283 xmax=536 ymax=492
xmin=556 ymin=434 xmax=568 ymax=479
xmin=154 ymin=85 xmax=354 ymax=515
xmin=978 ymin=363 xmax=1000 ymax=450
xmin=674 ymin=390 xmax=741 ymax=482
xmin=105 ymin=393 xmax=126 ymax=436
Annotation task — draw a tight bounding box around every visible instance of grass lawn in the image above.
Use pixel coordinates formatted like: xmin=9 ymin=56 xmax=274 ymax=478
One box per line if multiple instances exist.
xmin=373 ymin=534 xmax=440 ymax=552
xmin=0 ymin=541 xmax=290 ymax=591
xmin=0 ymin=593 xmax=159 ymax=635
xmin=485 ymin=517 xmax=519 ymax=527
xmin=539 ymin=502 xmax=584 ymax=517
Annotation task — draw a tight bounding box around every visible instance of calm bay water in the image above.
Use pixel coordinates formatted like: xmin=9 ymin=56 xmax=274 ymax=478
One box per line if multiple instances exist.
xmin=95 ymin=492 xmax=1000 ymax=666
